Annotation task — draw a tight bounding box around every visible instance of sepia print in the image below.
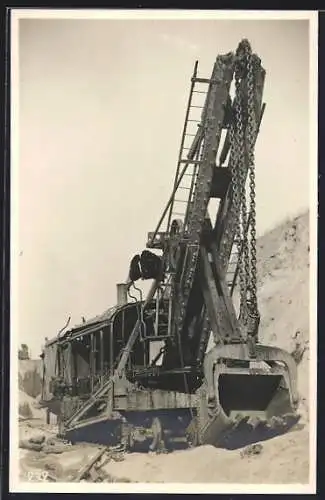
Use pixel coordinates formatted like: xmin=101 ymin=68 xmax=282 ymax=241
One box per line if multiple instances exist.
xmin=10 ymin=9 xmax=317 ymax=494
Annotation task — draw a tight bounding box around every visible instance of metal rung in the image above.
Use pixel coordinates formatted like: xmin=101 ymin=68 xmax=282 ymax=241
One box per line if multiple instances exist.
xmin=193 ymin=77 xmax=213 ymax=84
xmin=188 ymin=119 xmax=201 ymax=123
xmin=179 ymin=168 xmax=195 ymax=172
xmin=180 ymin=159 xmax=203 ymax=165
xmin=174 ymin=199 xmax=188 ymax=203
xmin=190 ymin=105 xmax=204 ymax=109
xmin=172 ymin=212 xmax=185 ymax=216
xmin=185 ymin=133 xmax=196 ymax=137
xmin=179 ymin=186 xmax=191 ymax=190
xmin=193 ymin=91 xmax=207 ymax=94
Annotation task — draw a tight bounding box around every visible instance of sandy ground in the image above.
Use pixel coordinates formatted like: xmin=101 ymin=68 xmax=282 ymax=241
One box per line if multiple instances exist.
xmin=18 ymin=211 xmax=311 ymax=485
xmin=100 ymin=429 xmax=309 ymax=484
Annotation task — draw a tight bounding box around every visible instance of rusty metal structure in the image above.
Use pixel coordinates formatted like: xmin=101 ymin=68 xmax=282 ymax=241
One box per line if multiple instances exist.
xmin=40 ymin=40 xmax=300 ymax=451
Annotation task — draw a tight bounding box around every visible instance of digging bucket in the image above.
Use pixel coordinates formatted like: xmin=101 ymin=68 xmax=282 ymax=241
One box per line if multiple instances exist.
xmin=198 ymin=343 xmax=300 ymax=449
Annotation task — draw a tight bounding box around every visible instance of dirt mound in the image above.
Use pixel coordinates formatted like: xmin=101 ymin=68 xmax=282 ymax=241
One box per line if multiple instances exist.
xmin=19 ymin=390 xmax=46 ymax=421
xmin=257 ymin=210 xmax=309 ymax=348
xmin=19 ymin=359 xmax=43 ymax=398
xmin=257 ymin=211 xmax=310 ymax=420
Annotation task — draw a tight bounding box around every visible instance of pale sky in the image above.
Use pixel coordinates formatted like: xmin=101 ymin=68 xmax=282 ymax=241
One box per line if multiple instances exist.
xmin=16 ymin=17 xmax=311 ymax=357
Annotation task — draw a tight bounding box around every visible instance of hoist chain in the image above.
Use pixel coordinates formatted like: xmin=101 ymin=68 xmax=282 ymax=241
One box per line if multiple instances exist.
xmin=229 ymin=115 xmax=240 ymax=233
xmin=229 ymin=118 xmax=242 ymax=310
xmin=234 ymin=68 xmax=249 ymax=322
xmin=229 ymin=39 xmax=259 ymax=331
xmin=245 ymin=43 xmax=258 ymax=313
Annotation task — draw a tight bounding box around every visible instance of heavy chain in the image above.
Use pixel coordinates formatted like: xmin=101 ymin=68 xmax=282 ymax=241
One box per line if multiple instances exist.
xmin=233 ymin=69 xmax=249 ymax=323
xmin=229 ymin=39 xmax=259 ymax=331
xmin=245 ymin=43 xmax=258 ymax=313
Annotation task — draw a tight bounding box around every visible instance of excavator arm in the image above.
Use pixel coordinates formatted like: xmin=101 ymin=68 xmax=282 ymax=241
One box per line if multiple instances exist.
xmin=121 ymin=40 xmax=299 ymax=446
xmin=128 ymin=41 xmax=265 ymax=365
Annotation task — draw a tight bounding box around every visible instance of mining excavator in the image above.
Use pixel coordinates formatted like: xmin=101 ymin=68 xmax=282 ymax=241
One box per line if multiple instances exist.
xmin=40 ymin=40 xmax=300 ymax=452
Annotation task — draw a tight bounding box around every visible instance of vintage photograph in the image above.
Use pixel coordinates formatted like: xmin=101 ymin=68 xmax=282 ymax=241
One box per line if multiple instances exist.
xmin=10 ymin=9 xmax=317 ymax=494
